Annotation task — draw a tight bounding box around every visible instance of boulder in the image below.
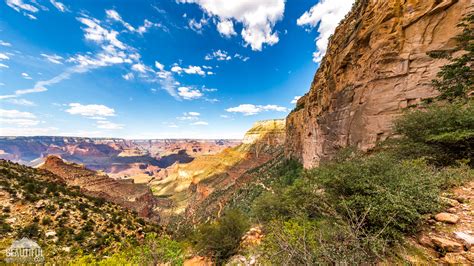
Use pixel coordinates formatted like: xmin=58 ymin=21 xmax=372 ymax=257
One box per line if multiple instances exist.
xmin=431 ymin=236 xmax=463 ymax=253
xmin=454 ymin=232 xmax=474 ymax=250
xmin=441 ymin=197 xmax=460 ymax=207
xmin=434 ymin=213 xmax=460 ymax=224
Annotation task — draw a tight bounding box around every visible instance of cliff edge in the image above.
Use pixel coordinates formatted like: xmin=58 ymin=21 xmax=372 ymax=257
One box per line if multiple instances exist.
xmin=286 ymin=0 xmax=471 ymax=168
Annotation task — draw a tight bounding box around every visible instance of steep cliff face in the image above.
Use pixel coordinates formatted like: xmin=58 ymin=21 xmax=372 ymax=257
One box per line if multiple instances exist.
xmin=286 ymin=0 xmax=470 ymax=168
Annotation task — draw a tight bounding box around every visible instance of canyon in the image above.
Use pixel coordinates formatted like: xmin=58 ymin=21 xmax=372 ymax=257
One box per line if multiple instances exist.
xmin=286 ymin=0 xmax=471 ymax=168
xmin=0 ymin=137 xmax=240 ymax=183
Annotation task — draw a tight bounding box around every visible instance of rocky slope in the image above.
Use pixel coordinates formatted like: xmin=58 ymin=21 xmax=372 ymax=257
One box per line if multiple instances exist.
xmin=286 ymin=0 xmax=471 ymax=168
xmin=150 ymin=119 xmax=286 ymax=221
xmin=0 ymin=160 xmax=160 ymax=262
xmin=39 ymin=155 xmax=160 ymax=220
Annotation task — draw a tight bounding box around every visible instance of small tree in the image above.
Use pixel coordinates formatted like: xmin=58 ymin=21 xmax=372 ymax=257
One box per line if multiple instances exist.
xmin=429 ymin=9 xmax=473 ymax=101
xmin=194 ymin=209 xmax=249 ymax=263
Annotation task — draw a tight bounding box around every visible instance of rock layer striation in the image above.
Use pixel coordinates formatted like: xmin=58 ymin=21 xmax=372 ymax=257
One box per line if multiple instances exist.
xmin=286 ymin=0 xmax=471 ymax=168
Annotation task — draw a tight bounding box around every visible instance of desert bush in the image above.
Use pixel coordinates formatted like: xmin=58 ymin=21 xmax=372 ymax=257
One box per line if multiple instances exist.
xmin=253 ymin=152 xmax=445 ymax=264
xmin=194 ymin=209 xmax=249 ymax=263
xmin=394 ymin=101 xmax=474 ymax=166
xmin=261 ymin=218 xmax=384 ymax=265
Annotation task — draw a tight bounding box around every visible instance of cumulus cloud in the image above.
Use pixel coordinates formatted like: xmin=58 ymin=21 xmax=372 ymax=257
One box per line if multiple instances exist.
xmin=205 ymin=49 xmax=231 ymax=61
xmin=291 ymin=96 xmax=302 ymax=104
xmin=178 ymin=0 xmax=285 ymax=51
xmin=177 ymin=87 xmax=203 ymax=100
xmin=155 ymin=61 xmax=165 ymax=71
xmin=188 ymin=17 xmax=209 ymax=33
xmin=226 ymin=104 xmax=289 ymax=116
xmin=65 ymin=103 xmax=116 ymax=118
xmin=41 ymin=53 xmax=63 ymax=64
xmin=297 ymin=0 xmax=354 ymax=62
xmin=171 ymin=64 xmax=206 ymax=76
xmin=122 ymin=72 xmax=134 ymax=80
xmin=217 ymin=19 xmax=236 ymax=37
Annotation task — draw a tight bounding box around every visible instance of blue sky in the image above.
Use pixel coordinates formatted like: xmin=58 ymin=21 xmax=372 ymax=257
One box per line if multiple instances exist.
xmin=0 ymin=0 xmax=354 ymax=139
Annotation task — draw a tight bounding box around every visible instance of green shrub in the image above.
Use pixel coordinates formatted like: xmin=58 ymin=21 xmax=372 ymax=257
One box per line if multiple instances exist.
xmin=261 ymin=218 xmax=383 ymax=265
xmin=41 ymin=217 xmax=52 ymax=226
xmin=194 ymin=209 xmax=249 ymax=263
xmin=394 ymin=102 xmax=474 ymax=166
xmin=312 ymin=154 xmax=441 ymax=240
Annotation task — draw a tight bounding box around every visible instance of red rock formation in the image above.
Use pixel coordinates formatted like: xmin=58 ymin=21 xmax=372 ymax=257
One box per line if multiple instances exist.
xmin=40 ymin=155 xmax=159 ymax=220
xmin=285 ymin=0 xmax=471 ymax=168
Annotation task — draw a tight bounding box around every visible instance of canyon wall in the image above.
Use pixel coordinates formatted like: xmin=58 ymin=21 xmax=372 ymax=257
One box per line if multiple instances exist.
xmin=286 ymin=0 xmax=471 ymax=168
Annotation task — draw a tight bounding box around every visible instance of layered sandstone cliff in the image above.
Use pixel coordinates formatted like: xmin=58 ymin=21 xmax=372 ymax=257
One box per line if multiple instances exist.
xmin=286 ymin=0 xmax=471 ymax=168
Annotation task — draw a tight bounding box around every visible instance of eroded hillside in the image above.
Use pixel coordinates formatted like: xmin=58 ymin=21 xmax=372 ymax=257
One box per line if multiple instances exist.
xmin=150 ymin=119 xmax=286 ymax=220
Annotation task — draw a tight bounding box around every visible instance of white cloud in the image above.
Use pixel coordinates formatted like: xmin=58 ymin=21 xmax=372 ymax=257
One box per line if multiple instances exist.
xmin=65 ymin=103 xmax=116 ymax=118
xmin=0 ymin=108 xmax=39 ymax=127
xmin=234 ymin=53 xmax=250 ymax=62
xmin=50 ymin=0 xmax=67 ymax=12
xmin=291 ymin=96 xmax=302 ymax=104
xmin=183 ymin=65 xmax=205 ymax=76
xmin=217 ymin=19 xmax=236 ymax=37
xmin=155 ymin=61 xmax=164 ymax=71
xmin=5 ymin=98 xmax=35 ymax=106
xmin=177 ymin=87 xmax=203 ymax=100
xmin=205 ymin=49 xmax=231 ymax=61
xmin=41 ymin=53 xmax=63 ymax=64
xmin=0 ymin=63 xmax=9 ymax=68
xmin=96 ymin=120 xmax=123 ymax=130
xmin=0 ymin=40 xmax=12 ymax=47
xmin=177 ymin=112 xmax=200 ymax=120
xmin=78 ymin=17 xmax=126 ymax=49
xmin=6 ymin=0 xmax=38 ymax=12
xmin=0 ymin=118 xmax=39 ymax=127
xmin=178 ymin=0 xmax=285 ymax=51
xmin=132 ymin=63 xmax=148 ymax=73
xmin=226 ymin=104 xmax=289 ymax=116
xmin=21 ymin=72 xmax=32 ymax=79
xmin=0 ymin=127 xmax=58 ymax=136
xmin=106 ymin=9 xmax=162 ymax=34
xmin=172 ymin=65 xmax=206 ymax=76
xmin=0 ymin=109 xmax=36 ymax=118
xmin=188 ymin=17 xmax=208 ymax=33
xmin=297 ymin=0 xmax=354 ymax=62
xmin=15 ymin=87 xmax=47 ymax=95
xmin=0 ymin=53 xmax=10 ymax=60
xmin=122 ymin=72 xmax=134 ymax=80
xmin=191 ymin=121 xmax=208 ymax=126
xmin=171 ymin=65 xmax=183 ymax=74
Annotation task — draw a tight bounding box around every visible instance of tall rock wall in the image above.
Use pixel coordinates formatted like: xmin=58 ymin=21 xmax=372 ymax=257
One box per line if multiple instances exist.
xmin=286 ymin=0 xmax=471 ymax=168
